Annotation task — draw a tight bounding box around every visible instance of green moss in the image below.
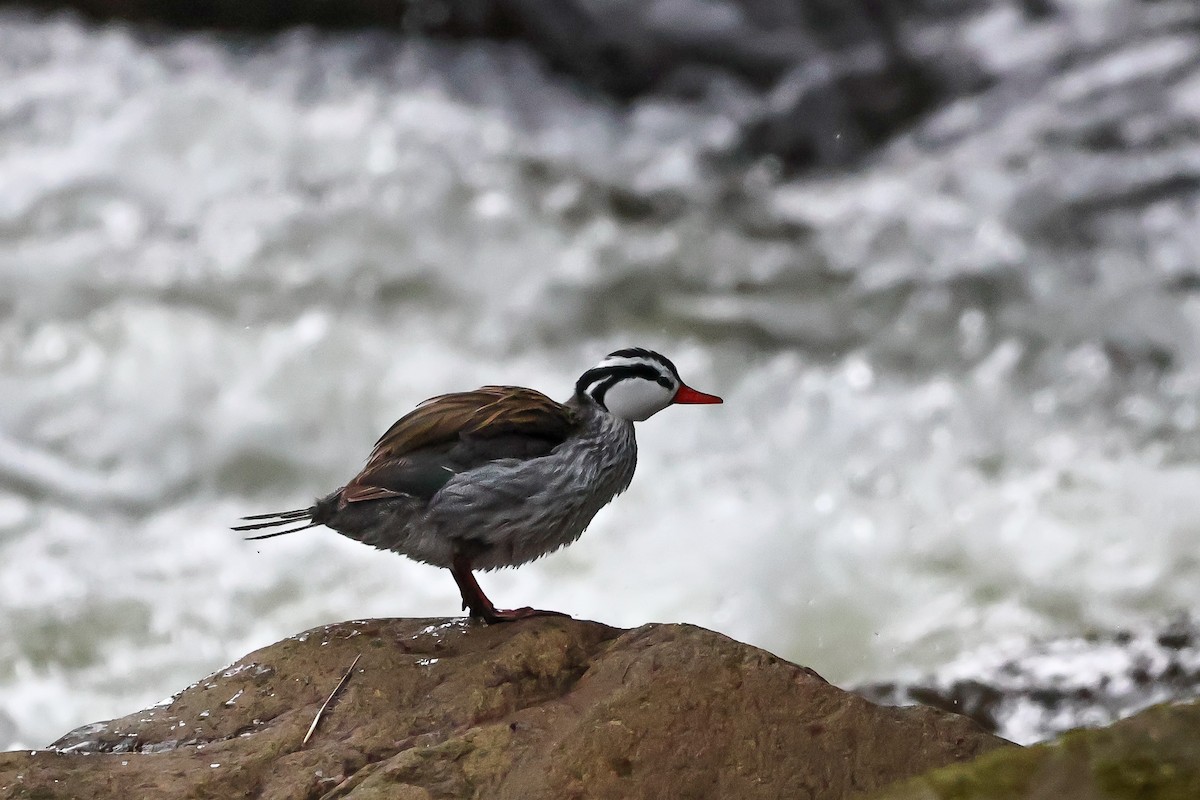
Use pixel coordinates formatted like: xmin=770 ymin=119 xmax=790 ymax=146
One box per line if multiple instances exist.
xmin=917 ymin=743 xmax=1044 ymax=800
xmin=1094 ymin=755 xmax=1190 ymax=800
xmin=869 ymin=702 xmax=1200 ymax=800
xmin=1086 ymin=705 xmax=1200 ymax=800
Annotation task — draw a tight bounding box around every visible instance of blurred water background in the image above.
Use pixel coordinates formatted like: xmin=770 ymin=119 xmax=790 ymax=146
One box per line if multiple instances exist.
xmin=3 ymin=0 xmax=1200 ymax=749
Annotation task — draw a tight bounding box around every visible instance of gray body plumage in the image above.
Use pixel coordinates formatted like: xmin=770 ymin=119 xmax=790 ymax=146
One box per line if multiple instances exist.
xmin=323 ymin=399 xmax=637 ymax=570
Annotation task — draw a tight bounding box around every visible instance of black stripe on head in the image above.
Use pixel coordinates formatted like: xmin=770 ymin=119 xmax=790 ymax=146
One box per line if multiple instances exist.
xmin=605 ymin=348 xmax=682 ymax=382
xmin=590 ymin=375 xmax=621 ymax=410
xmin=575 ymin=363 xmax=672 ymax=407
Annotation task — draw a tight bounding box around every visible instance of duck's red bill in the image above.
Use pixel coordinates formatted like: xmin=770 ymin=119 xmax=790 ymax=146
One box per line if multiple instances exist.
xmin=673 ymin=384 xmax=723 ymax=404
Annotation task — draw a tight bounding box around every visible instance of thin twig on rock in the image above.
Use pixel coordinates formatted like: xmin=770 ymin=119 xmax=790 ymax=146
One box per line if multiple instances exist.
xmin=303 ymin=653 xmax=361 ymax=746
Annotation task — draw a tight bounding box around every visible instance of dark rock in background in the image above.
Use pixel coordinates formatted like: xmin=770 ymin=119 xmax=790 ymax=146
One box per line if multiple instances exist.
xmin=0 ymin=0 xmax=999 ymax=168
xmin=857 ymin=615 xmax=1200 ymax=745
xmin=10 ymin=0 xmax=1199 ymax=178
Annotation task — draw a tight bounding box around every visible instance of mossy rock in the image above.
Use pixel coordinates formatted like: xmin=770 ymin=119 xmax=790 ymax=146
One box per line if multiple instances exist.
xmin=864 ymin=700 xmax=1200 ymax=800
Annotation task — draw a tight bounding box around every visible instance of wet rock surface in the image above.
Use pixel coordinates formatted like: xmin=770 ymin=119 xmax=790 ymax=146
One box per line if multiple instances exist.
xmin=0 ymin=617 xmax=1007 ymax=799
xmin=856 ymin=616 xmax=1200 ymax=745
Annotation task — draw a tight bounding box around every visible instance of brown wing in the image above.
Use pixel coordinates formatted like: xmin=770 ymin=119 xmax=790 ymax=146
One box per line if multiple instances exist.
xmin=340 ymin=386 xmax=578 ymax=505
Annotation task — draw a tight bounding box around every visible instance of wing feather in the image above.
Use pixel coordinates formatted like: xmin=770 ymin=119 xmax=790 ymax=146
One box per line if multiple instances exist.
xmin=341 ymin=386 xmax=577 ymax=506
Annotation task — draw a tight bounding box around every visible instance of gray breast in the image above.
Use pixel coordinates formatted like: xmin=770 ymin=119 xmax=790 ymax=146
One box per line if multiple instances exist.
xmin=405 ymin=404 xmax=638 ymax=570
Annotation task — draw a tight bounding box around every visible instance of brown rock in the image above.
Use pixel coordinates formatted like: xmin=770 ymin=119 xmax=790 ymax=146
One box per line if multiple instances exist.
xmin=0 ymin=618 xmax=1009 ymax=799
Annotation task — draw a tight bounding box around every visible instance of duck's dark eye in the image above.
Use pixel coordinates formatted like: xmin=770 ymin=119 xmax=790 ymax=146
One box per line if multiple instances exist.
xmin=656 ymin=377 xmax=672 ymax=389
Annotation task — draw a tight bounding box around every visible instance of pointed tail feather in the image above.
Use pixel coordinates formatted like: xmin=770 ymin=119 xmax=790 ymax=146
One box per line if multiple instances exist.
xmin=242 ymin=521 xmax=320 ymax=540
xmin=233 ymin=506 xmax=319 ymax=540
xmin=238 ymin=508 xmax=311 ymax=522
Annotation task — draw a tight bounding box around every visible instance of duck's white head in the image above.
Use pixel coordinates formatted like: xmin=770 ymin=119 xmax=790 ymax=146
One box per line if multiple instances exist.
xmin=574 ymin=347 xmax=722 ymax=421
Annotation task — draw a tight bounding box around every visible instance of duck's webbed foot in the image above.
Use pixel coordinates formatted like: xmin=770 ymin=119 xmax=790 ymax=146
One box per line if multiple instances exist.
xmin=449 ymin=555 xmax=570 ymax=624
xmin=480 ymin=606 xmax=568 ymax=623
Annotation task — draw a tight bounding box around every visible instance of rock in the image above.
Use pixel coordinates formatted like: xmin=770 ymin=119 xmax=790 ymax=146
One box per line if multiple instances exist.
xmin=0 ymin=617 xmax=1007 ymax=799
xmin=863 ymin=700 xmax=1200 ymax=800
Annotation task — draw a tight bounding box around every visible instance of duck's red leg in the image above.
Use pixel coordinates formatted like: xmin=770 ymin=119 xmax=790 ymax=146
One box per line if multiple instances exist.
xmin=449 ymin=555 xmax=567 ymax=624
